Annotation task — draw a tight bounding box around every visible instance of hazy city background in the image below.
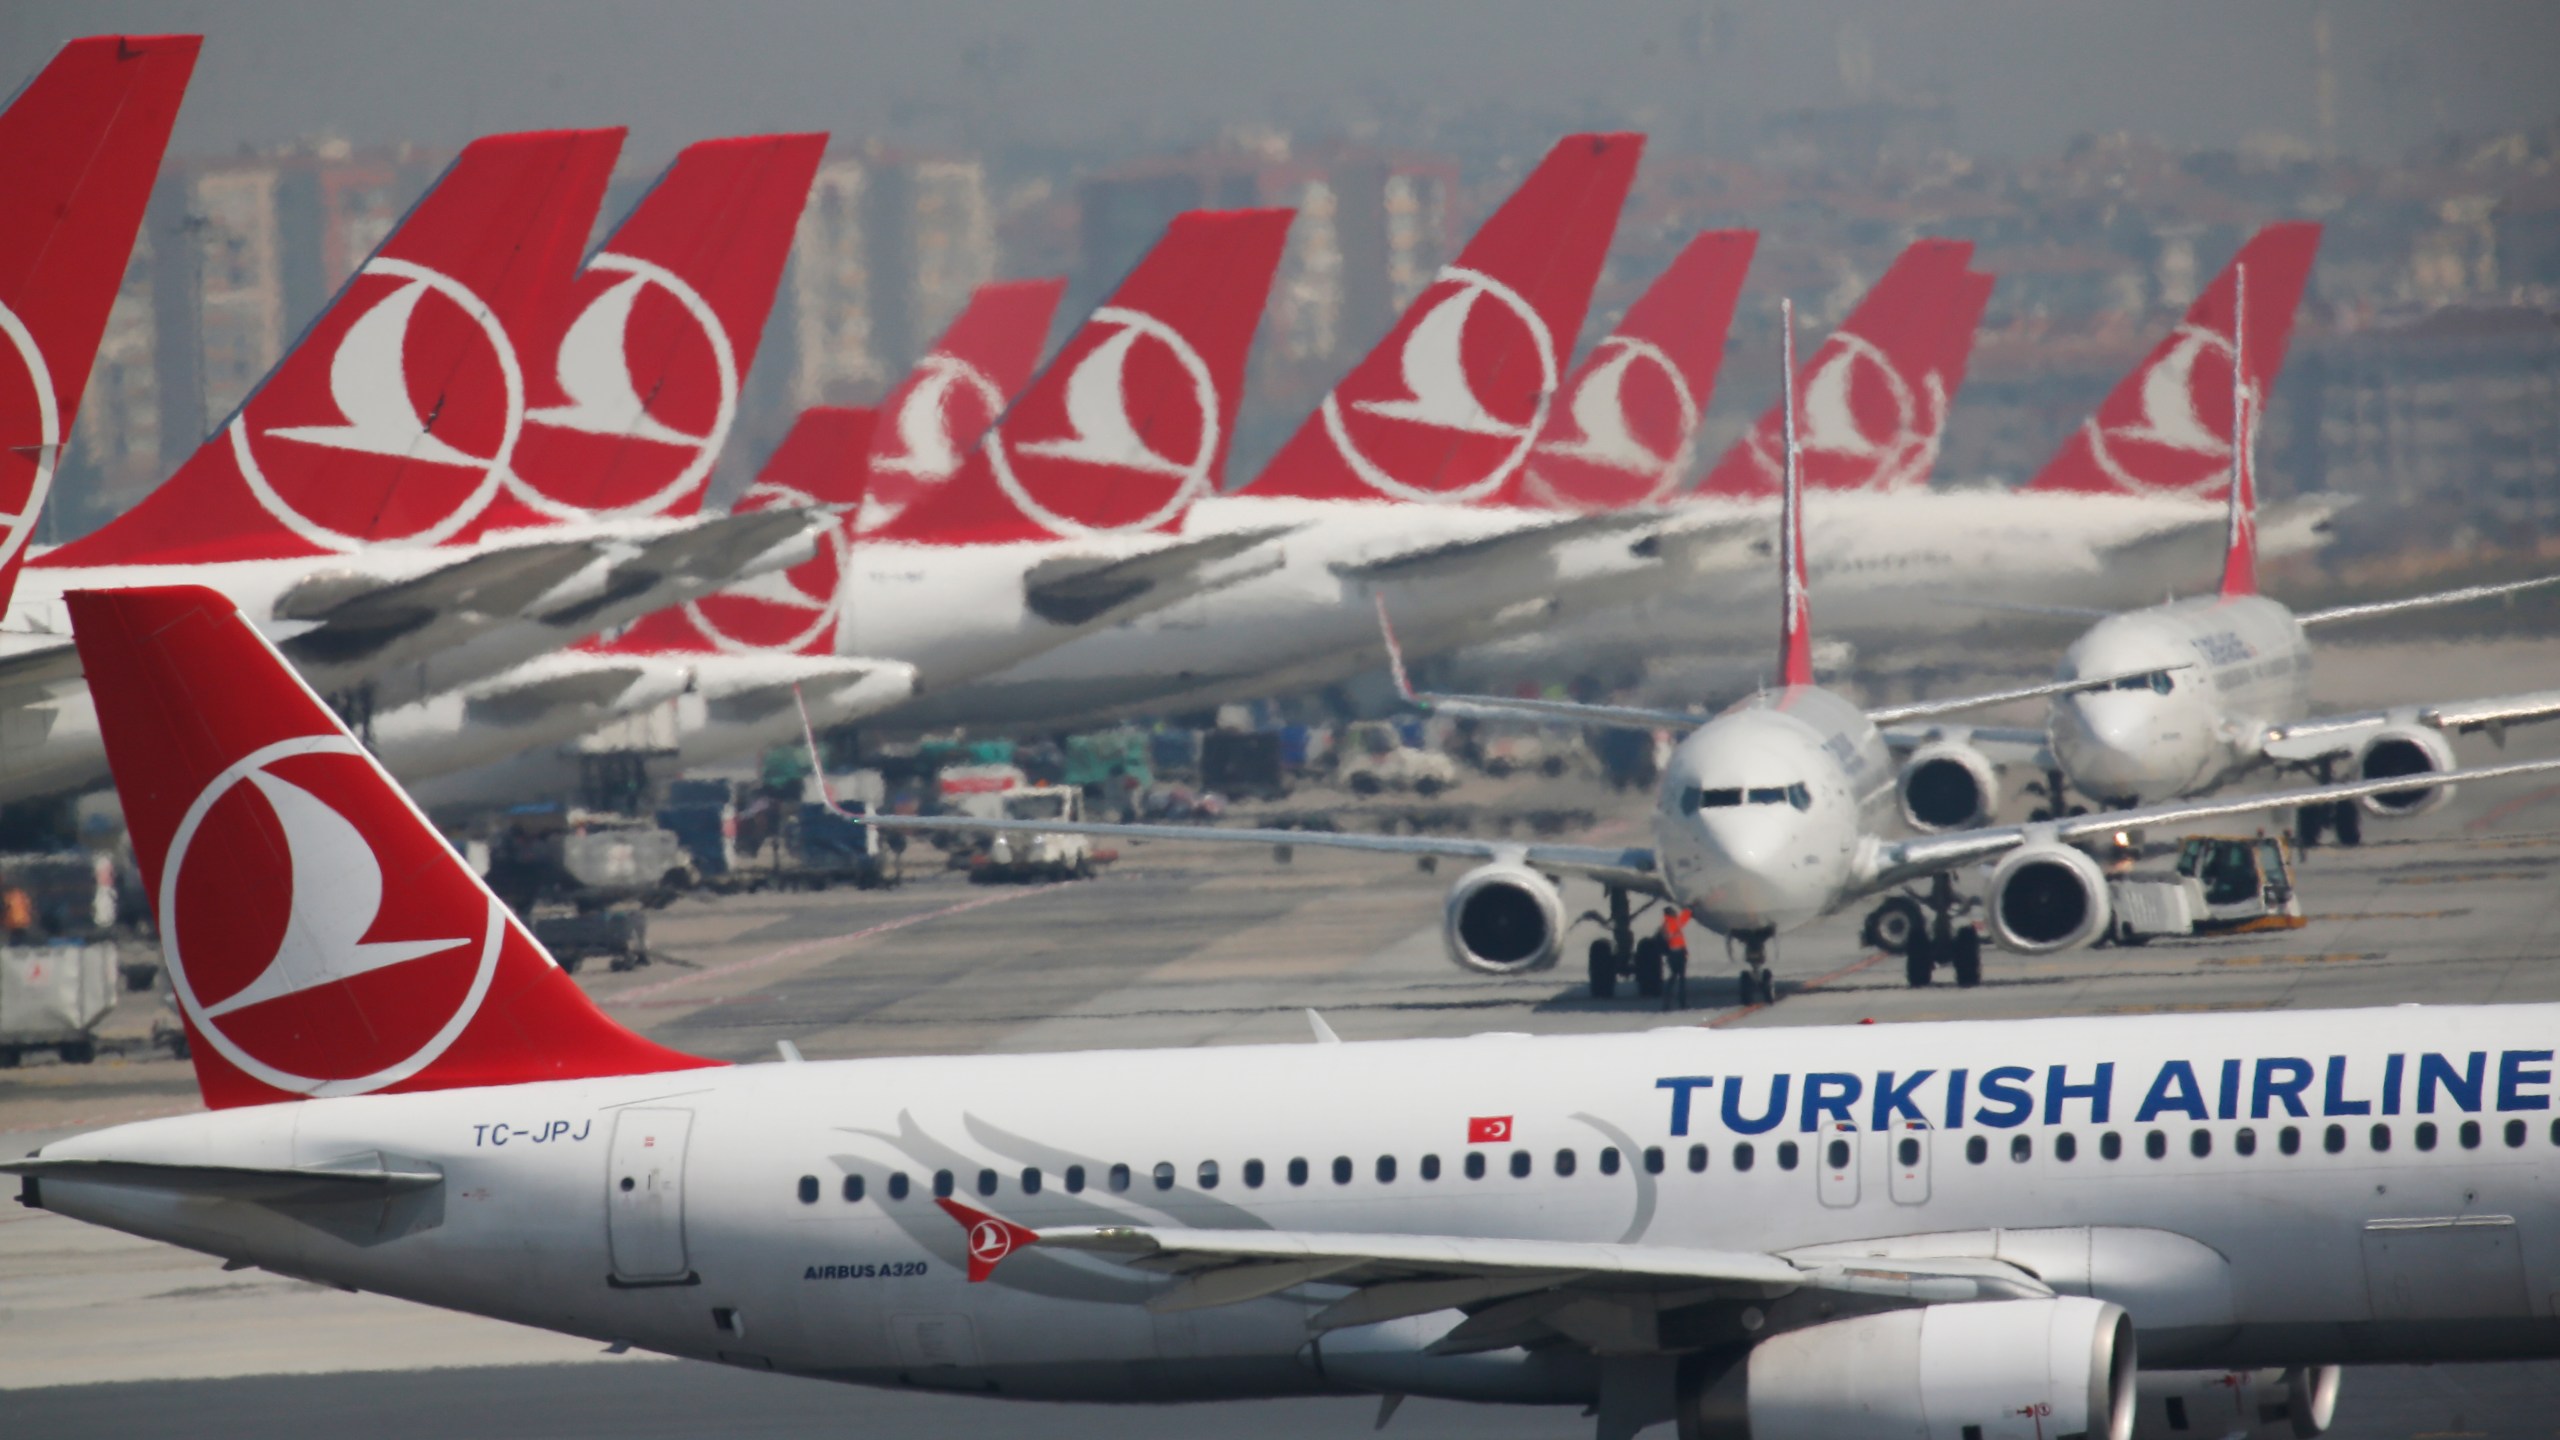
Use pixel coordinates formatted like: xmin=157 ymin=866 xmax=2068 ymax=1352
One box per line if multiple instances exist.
xmin=7 ymin=1 xmax=2555 ymax=577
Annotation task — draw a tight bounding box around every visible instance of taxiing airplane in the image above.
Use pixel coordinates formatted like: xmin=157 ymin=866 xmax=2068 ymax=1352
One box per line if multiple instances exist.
xmin=20 ymin=576 xmax=2560 ymax=1440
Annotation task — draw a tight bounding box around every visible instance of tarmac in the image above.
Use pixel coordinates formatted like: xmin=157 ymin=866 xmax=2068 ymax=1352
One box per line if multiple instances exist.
xmin=6 ymin=635 xmax=2560 ymax=1438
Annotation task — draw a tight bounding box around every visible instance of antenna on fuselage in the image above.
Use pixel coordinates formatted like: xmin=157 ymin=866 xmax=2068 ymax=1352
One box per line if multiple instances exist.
xmin=2217 ymin=263 xmax=2258 ymax=599
xmin=1777 ymin=298 xmax=1815 ymax=688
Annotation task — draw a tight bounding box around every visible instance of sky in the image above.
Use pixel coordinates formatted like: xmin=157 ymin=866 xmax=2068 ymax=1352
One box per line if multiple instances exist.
xmin=6 ymin=0 xmax=2558 ymax=176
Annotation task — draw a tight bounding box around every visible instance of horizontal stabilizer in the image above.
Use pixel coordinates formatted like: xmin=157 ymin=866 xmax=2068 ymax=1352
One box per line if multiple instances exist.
xmin=5 ymin=1152 xmax=443 ymax=1201
xmin=1328 ymin=509 xmax=1660 ymax=583
xmin=1020 ymin=524 xmax=1292 ymax=627
xmin=276 ymin=539 xmax=601 ymax=668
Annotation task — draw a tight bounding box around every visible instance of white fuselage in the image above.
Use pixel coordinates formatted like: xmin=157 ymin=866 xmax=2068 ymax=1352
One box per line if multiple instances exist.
xmin=31 ymin=1006 xmax=2560 ymax=1406
xmin=2048 ymin=594 xmax=2314 ymax=805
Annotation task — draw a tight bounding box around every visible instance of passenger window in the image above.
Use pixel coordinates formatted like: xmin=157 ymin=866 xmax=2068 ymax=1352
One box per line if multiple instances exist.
xmin=887 ymin=1172 xmax=910 ymax=1201
xmin=2010 ymin=1135 xmax=2032 ymax=1163
xmin=1065 ymin=1165 xmax=1086 ymax=1194
xmin=2189 ymin=1130 xmax=2211 ymax=1159
xmin=2550 ymin=1118 xmax=2560 ymax=1146
xmin=1965 ymin=1135 xmax=1988 ymax=1165
xmin=842 ymin=1174 xmax=864 ymax=1202
xmin=1464 ymin=1152 xmax=1487 ymax=1180
xmin=1776 ymin=1141 xmax=1799 ymax=1171
xmin=1153 ymin=1162 xmax=1176 ymax=1191
xmin=2279 ymin=1126 xmax=2301 ymax=1156
xmin=1287 ymin=1158 xmax=1309 ymax=1186
xmin=2506 ymin=1119 xmax=2529 ymax=1149
xmin=797 ymin=1175 xmax=819 ymax=1204
xmin=933 ymin=1170 xmax=955 ymax=1199
xmin=1509 ymin=1150 xmax=1532 ymax=1179
xmin=1197 ymin=1160 xmax=1219 ymax=1190
xmin=1554 ymin=1149 xmax=1576 ymax=1178
xmin=1332 ymin=1156 xmax=1353 ymax=1185
xmin=1733 ymin=1143 xmax=1755 ymax=1172
xmin=2415 ymin=1122 xmax=2438 ymax=1152
xmin=1599 ymin=1147 xmax=1621 ymax=1176
xmin=1688 ymin=1143 xmax=1708 ymax=1173
xmin=1420 ymin=1154 xmax=1441 ymax=1181
xmin=2099 ymin=1132 xmax=2122 ymax=1161
xmin=977 ymin=1168 xmax=998 ymax=1197
xmin=2055 ymin=1133 xmax=2077 ymax=1162
xmin=1243 ymin=1159 xmax=1265 ymax=1188
xmin=2144 ymin=1131 xmax=2166 ymax=1160
xmin=1376 ymin=1155 xmax=1397 ymax=1184
xmin=2323 ymin=1125 xmax=2346 ymax=1154
xmin=1109 ymin=1163 xmax=1132 ymax=1193
xmin=1825 ymin=1138 xmax=1850 ymax=1170
xmin=2235 ymin=1128 xmax=2256 ymax=1157
xmin=1899 ymin=1136 xmax=1924 ymax=1166
xmin=2459 ymin=1121 xmax=2481 ymax=1151
xmin=1644 ymin=1146 xmax=1665 ymax=1175
xmin=1021 ymin=1167 xmax=1042 ymax=1195
xmin=2369 ymin=1124 xmax=2391 ymax=1153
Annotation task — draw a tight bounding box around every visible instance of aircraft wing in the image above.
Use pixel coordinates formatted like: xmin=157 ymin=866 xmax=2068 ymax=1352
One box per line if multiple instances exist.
xmin=1880 ymin=723 xmax=2052 ymax=768
xmin=2259 ymin=691 xmax=2560 ymax=765
xmin=0 ymin=632 xmax=83 ymax=704
xmin=1021 ymin=524 xmax=1293 ymax=627
xmin=1862 ymin=665 xmax=2194 ymax=726
xmin=1862 ymin=754 xmax=2560 ymax=892
xmin=2297 ymin=571 xmax=2560 ymax=626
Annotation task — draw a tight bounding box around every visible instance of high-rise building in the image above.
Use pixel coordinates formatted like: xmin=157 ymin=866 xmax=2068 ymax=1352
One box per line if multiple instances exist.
xmin=770 ymin=148 xmax=999 ymax=411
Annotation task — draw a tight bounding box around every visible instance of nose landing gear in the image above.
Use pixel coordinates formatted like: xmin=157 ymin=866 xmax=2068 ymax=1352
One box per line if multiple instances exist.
xmin=1728 ymin=931 xmax=1777 ymax=1006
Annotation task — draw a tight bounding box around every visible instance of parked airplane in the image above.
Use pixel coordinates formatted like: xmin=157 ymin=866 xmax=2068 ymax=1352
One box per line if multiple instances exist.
xmin=1900 ymin=268 xmax=2560 ymax=848
xmin=22 ymin=577 xmax=2560 ymax=1440
xmin=830 ymin=305 xmax=2560 ymax=1002
xmin=853 ymin=277 xmax=1067 ymax=535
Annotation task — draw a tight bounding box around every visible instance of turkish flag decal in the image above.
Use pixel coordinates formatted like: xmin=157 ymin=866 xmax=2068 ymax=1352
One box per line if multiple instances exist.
xmin=1468 ymin=1116 xmax=1514 ymax=1144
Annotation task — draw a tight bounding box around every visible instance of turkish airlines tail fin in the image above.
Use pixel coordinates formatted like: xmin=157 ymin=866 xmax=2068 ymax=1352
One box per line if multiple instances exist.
xmin=1696 ymin=238 xmax=1977 ymax=498
xmin=42 ymin=128 xmax=624 ymax=568
xmin=70 ymin=584 xmax=715 ymax=1110
xmin=1248 ymin=133 xmax=1646 ymax=505
xmin=0 ymin=35 xmax=198 ymax=603
xmin=2219 ymin=266 xmax=2259 ymax=598
xmin=2024 ymin=221 xmax=2321 ymax=498
xmin=492 ymin=132 xmax=827 ymax=528
xmin=1500 ymin=228 xmax=1757 ymax=510
xmin=604 ymin=405 xmax=872 ymax=657
xmin=859 ymin=277 xmax=1068 ymax=533
xmin=1776 ymin=302 xmax=1815 ymax=687
xmin=871 ymin=209 xmax=1293 ymax=546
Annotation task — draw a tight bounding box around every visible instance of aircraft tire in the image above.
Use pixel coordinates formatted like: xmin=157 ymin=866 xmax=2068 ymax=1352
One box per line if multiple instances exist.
xmin=1951 ymin=930 xmax=1983 ymax=988
xmin=1587 ymin=939 xmax=1619 ymax=1000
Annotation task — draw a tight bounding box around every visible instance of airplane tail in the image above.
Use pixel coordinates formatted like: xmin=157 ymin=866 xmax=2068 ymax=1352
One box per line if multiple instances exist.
xmin=1500 ymin=228 xmax=1757 ymax=510
xmin=40 ymin=129 xmax=624 ymax=568
xmin=868 ymin=209 xmax=1293 ymax=545
xmin=1696 ymin=238 xmax=1977 ymax=498
xmin=0 ymin=35 xmax=199 ymax=603
xmin=858 ymin=277 xmax=1068 ymax=533
xmin=2219 ymin=267 xmax=2258 ymax=598
xmin=2024 ymin=221 xmax=2321 ymax=498
xmin=69 ymin=584 xmax=715 ymax=1110
xmin=1247 ymin=133 xmax=1646 ymax=505
xmin=493 ymin=132 xmax=827 ymax=527
xmin=1776 ymin=302 xmax=1814 ymax=687
xmin=604 ymin=405 xmax=873 ymax=658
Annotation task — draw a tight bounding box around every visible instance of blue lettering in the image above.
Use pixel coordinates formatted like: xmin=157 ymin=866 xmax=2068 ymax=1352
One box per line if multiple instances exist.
xmin=1656 ymin=1077 xmax=1716 ymax=1137
xmin=2137 ymin=1061 xmax=2210 ymax=1122
xmin=2216 ymin=1059 xmax=2242 ymax=1121
xmin=2417 ymin=1052 xmax=2485 ymax=1114
xmin=489 ymin=1122 xmax=510 ymax=1146
xmin=472 ymin=1124 xmax=490 ymax=1147
xmin=2044 ymin=1063 xmax=2113 ymax=1125
xmin=1943 ymin=1068 xmax=1969 ymax=1130
xmin=573 ymin=1118 xmax=592 ymax=1141
xmin=1974 ymin=1066 xmax=2035 ymax=1129
xmin=1872 ymin=1070 xmax=1935 ymax=1130
xmin=1723 ymin=1074 xmax=1791 ymax=1135
xmin=2500 ymin=1050 xmax=2553 ymax=1112
xmin=1802 ymin=1073 xmax=1863 ymax=1132
xmin=2381 ymin=1054 xmax=2404 ymax=1116
xmin=2323 ymin=1055 xmax=2373 ymax=1117
xmin=2251 ymin=1058 xmax=2313 ymax=1118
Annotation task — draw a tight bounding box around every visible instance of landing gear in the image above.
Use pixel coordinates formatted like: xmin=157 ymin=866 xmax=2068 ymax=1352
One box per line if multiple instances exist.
xmin=1632 ymin=936 xmax=1666 ymax=999
xmin=1584 ymin=887 xmax=1641 ymax=1000
xmin=2334 ymin=803 xmax=2362 ymax=847
xmin=1861 ymin=895 xmax=1924 ymax=955
xmin=325 ymin=684 xmax=378 ymax=751
xmin=2027 ymin=766 xmax=2073 ymax=823
xmin=1736 ymin=932 xmax=1776 ymax=1006
xmin=1586 ymin=938 xmax=1618 ymax=1000
xmin=2294 ymin=800 xmax=2363 ymax=851
xmin=1901 ymin=873 xmax=1985 ymax=989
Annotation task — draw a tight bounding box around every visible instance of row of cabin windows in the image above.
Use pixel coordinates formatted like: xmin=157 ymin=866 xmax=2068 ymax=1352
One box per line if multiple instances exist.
xmin=790 ymin=1117 xmax=2560 ymax=1204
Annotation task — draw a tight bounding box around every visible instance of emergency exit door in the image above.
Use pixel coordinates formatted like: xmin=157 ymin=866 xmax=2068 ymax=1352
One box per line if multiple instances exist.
xmin=607 ymin=1108 xmax=696 ymax=1284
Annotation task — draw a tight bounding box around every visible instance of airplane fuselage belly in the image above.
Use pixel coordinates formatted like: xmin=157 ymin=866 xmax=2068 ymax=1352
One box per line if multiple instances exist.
xmin=42 ymin=1007 xmax=2553 ymax=1400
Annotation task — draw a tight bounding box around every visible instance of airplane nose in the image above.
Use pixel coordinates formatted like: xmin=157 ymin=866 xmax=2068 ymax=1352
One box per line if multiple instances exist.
xmin=1685 ymin=810 xmax=1829 ymax=930
xmin=2059 ymin=698 xmax=2184 ymax=800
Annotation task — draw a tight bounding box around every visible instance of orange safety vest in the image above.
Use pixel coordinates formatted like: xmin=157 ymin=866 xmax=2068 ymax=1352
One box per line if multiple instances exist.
xmin=1662 ymin=908 xmax=1691 ymax=951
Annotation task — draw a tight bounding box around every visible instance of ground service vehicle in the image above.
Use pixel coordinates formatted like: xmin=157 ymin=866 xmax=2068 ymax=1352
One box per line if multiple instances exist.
xmin=2109 ymin=834 xmax=2307 ymax=944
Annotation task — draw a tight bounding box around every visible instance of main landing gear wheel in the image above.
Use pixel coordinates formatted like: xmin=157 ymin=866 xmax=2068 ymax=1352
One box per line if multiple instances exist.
xmin=1583 ymin=886 xmax=1643 ymax=1001
xmin=1862 ymin=896 xmax=1924 ymax=955
xmin=1905 ymin=872 xmax=1984 ymax=989
xmin=1633 ymin=936 xmax=1666 ymax=999
xmin=1905 ymin=948 xmax=1933 ymax=987
xmin=2333 ymin=802 xmax=2363 ymax=847
xmin=1950 ymin=928 xmax=1983 ymax=988
xmin=1587 ymin=938 xmax=1619 ymax=1000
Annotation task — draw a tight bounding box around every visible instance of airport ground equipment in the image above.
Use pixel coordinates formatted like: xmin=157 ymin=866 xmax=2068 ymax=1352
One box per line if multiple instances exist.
xmin=968 ymin=785 xmax=1099 ymax=884
xmin=1341 ymin=719 xmax=1458 ymax=797
xmin=0 ymin=943 xmax=117 ymax=1066
xmin=1200 ymin=730 xmax=1289 ymax=801
xmin=2108 ymin=834 xmax=2307 ymax=945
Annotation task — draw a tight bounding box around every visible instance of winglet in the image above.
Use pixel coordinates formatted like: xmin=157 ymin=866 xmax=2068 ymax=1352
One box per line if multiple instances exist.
xmin=1777 ymin=300 xmax=1815 ymax=688
xmin=2217 ymin=264 xmax=2258 ymax=599
xmin=1375 ymin=595 xmax=1418 ymax=705
xmin=936 ymin=1196 xmax=1040 ymax=1282
xmin=1307 ymin=1008 xmax=1343 ymax=1044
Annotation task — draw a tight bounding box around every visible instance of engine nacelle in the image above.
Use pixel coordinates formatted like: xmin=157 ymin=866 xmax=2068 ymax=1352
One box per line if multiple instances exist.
xmin=1681 ymin=1297 xmax=2135 ymax=1440
xmin=1441 ymin=862 xmax=1564 ymax=975
xmin=1988 ymin=842 xmax=2113 ymax=954
xmin=1899 ymin=741 xmax=2001 ymax=833
xmin=2135 ymin=1366 xmax=2340 ymax=1440
xmin=2354 ymin=724 xmax=2455 ymax=818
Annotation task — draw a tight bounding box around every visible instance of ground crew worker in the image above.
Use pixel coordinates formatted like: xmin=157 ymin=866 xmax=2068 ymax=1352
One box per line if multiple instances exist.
xmin=1661 ymin=905 xmax=1692 ymax=1011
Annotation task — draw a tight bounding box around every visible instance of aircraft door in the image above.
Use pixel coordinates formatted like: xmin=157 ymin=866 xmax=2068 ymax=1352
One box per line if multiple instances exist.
xmin=1888 ymin=1120 xmax=1932 ymax=1205
xmin=1817 ymin=1122 xmax=1860 ymax=1207
xmin=607 ymin=1107 xmax=696 ymax=1284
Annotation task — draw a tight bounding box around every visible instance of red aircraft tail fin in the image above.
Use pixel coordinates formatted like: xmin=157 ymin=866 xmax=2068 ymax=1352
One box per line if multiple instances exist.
xmin=858 ymin=277 xmax=1067 ymax=533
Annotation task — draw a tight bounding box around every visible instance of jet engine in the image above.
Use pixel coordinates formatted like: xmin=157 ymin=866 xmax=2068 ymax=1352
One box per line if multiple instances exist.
xmin=1987 ymin=842 xmax=2112 ymax=954
xmin=2134 ymin=1366 xmax=2340 ymax=1440
xmin=1441 ymin=862 xmax=1565 ymax=975
xmin=1678 ymin=1296 xmax=2135 ymax=1440
xmin=2353 ymin=725 xmax=2455 ymax=818
xmin=1899 ymin=741 xmax=2000 ymax=833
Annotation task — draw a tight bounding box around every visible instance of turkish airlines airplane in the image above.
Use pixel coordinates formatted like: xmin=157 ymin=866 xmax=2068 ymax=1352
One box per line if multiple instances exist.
xmin=852 ymin=276 xmax=1067 ymax=536
xmin=882 ymin=133 xmax=1660 ymax=730
xmin=1898 ymin=268 xmax=2560 ymax=849
xmin=23 ymin=579 xmax=2560 ymax=1440
xmin=0 ymin=129 xmax=829 ymax=802
xmin=0 ymin=34 xmax=198 ymax=607
xmin=837 ymin=307 xmax=2560 ymax=1003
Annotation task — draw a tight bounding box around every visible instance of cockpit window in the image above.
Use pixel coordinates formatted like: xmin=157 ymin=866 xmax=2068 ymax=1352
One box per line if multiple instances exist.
xmin=1746 ymin=786 xmax=1787 ymax=805
xmin=1787 ymin=782 xmax=1812 ymax=811
xmin=1683 ymin=785 xmax=1808 ymax=813
xmin=2110 ymin=671 xmax=2174 ymax=694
